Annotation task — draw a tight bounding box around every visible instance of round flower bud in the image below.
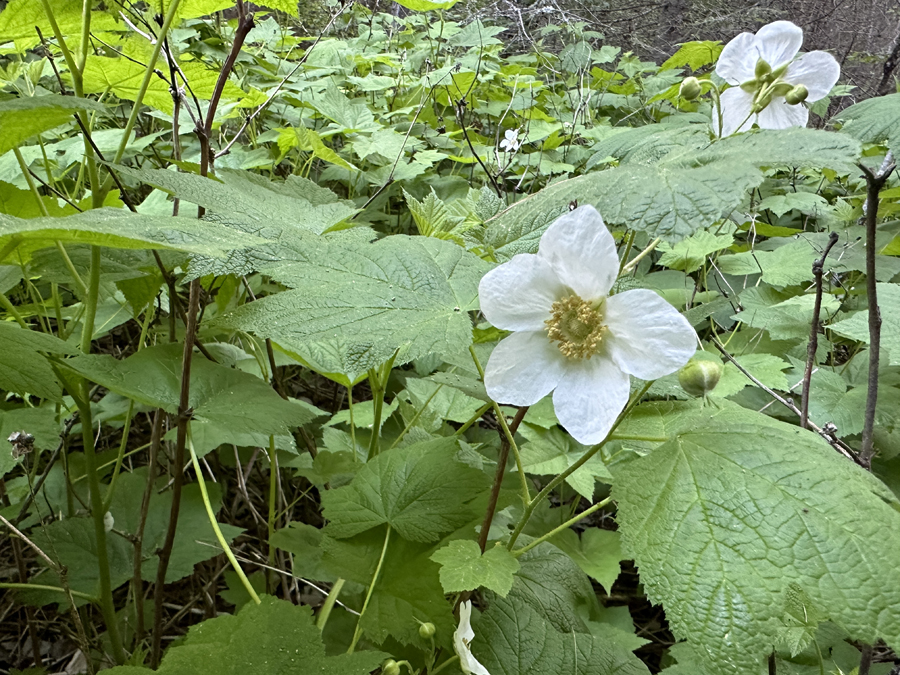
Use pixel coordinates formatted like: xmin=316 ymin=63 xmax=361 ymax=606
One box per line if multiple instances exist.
xmin=679 ymin=76 xmax=702 ymax=101
xmin=678 ymin=359 xmax=724 ymax=397
xmin=784 ymin=84 xmax=809 ymax=105
xmin=754 ymin=58 xmax=772 ymax=80
xmin=382 ymin=659 xmax=401 ymax=675
xmin=418 ymin=622 xmax=436 ymax=639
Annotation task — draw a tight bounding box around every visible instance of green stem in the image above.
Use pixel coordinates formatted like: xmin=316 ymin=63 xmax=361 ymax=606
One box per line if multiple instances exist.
xmin=507 ymin=380 xmax=652 ymax=551
xmin=187 ymin=429 xmax=261 ymax=605
xmin=108 ymin=0 xmax=184 ymax=169
xmin=367 ymin=367 xmax=385 ymax=459
xmin=38 ymin=0 xmax=78 ymax=78
xmin=347 ymin=384 xmax=357 ymax=461
xmin=454 ymin=402 xmax=492 ymax=437
xmin=468 ymin=346 xmax=530 ymax=503
xmin=348 ymin=525 xmax=391 ymax=653
xmin=512 ymin=496 xmax=612 ymax=557
xmin=100 ymin=399 xmax=134 ymax=514
xmin=0 ymin=292 xmax=29 ymax=328
xmin=316 ymin=578 xmax=345 ymax=631
xmin=78 ymin=246 xmax=101 ymax=353
xmin=431 ymin=655 xmax=460 ymax=675
xmin=0 ymin=582 xmax=98 ymax=603
xmin=74 ymin=391 xmax=127 ymax=664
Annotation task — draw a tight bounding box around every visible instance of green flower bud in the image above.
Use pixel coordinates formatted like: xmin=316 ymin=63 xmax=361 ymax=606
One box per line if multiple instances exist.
xmin=382 ymin=659 xmax=401 ymax=675
xmin=679 ymin=76 xmax=702 ymax=101
xmin=784 ymin=84 xmax=809 ymax=105
xmin=678 ymin=359 xmax=724 ymax=397
xmin=418 ymin=622 xmax=436 ymax=639
xmin=754 ymin=58 xmax=772 ymax=80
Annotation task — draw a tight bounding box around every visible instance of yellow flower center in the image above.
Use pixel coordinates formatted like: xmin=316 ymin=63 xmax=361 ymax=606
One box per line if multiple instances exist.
xmin=545 ymin=294 xmax=607 ymax=359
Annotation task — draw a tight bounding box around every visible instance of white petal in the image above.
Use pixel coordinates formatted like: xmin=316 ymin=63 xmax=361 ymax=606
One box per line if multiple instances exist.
xmin=715 ymin=32 xmax=757 ymax=84
xmin=479 ymin=254 xmax=565 ymax=331
xmin=716 ymin=87 xmax=756 ymax=136
xmin=552 ymin=356 xmax=630 ymax=445
xmin=537 ymin=205 xmax=619 ymax=300
xmin=756 ymin=96 xmax=809 ymax=130
xmin=604 ymin=289 xmax=697 ymax=380
xmin=484 ymin=331 xmax=566 ymax=406
xmin=754 ymin=21 xmax=803 ymax=68
xmin=786 ymin=51 xmax=840 ymax=101
xmin=455 ymin=601 xmax=492 ymax=675
xmin=456 ymin=601 xmax=475 ymax=643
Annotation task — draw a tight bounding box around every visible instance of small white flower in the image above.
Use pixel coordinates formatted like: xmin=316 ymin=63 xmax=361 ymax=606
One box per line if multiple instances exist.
xmin=454 ymin=601 xmax=491 ymax=675
xmin=714 ymin=20 xmax=840 ymax=136
xmin=499 ymin=129 xmax=520 ymax=153
xmin=479 ymin=206 xmax=697 ymax=444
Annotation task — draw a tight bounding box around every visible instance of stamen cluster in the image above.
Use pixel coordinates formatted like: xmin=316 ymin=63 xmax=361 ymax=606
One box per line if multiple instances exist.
xmin=545 ymin=294 xmax=607 ymax=359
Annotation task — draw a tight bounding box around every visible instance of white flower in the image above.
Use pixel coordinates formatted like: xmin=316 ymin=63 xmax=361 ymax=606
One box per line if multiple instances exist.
xmin=454 ymin=601 xmax=491 ymax=675
xmin=479 ymin=206 xmax=697 ymax=445
xmin=499 ymin=129 xmax=520 ymax=153
xmin=714 ymin=20 xmax=840 ymax=136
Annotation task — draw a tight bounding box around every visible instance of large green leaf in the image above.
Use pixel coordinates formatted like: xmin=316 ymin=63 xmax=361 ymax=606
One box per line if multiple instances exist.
xmin=321 ymin=436 xmax=488 ymax=542
xmin=474 ymin=597 xmax=650 ymax=675
xmin=828 ymin=283 xmax=900 ymax=365
xmin=484 ymin=128 xmax=859 ymax=254
xmin=322 ymin=526 xmax=457 ymax=649
xmin=834 ymin=93 xmax=900 ymax=153
xmin=0 ymin=95 xmax=106 ymax=156
xmin=106 ymin=597 xmax=385 ymax=675
xmin=0 ymin=0 xmax=119 ymax=51
xmin=611 ymin=404 xmax=900 ymax=673
xmin=64 ymin=344 xmax=323 ymax=455
xmin=114 ymin=165 xmax=357 ymax=236
xmin=0 ymin=321 xmax=77 ymax=401
xmin=108 ymin=469 xmax=244 ymax=583
xmin=0 ymin=208 xmax=269 ymax=263
xmin=214 ymin=234 xmax=490 ymax=380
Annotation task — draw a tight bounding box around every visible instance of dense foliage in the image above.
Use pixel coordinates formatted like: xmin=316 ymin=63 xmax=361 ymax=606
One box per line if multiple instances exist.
xmin=1 ymin=1 xmax=900 ymax=674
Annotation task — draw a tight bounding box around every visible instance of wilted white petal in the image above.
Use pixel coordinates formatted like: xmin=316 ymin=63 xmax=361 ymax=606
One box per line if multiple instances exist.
xmin=715 ymin=32 xmax=757 ymax=84
xmin=479 ymin=255 xmax=565 ymax=332
xmin=756 ymin=96 xmax=809 ymax=130
xmin=786 ymin=51 xmax=840 ymax=100
xmin=538 ymin=205 xmax=619 ymax=300
xmin=552 ymin=356 xmax=631 ymax=445
xmin=716 ymin=86 xmax=756 ymax=136
xmin=484 ymin=331 xmax=566 ymax=406
xmin=455 ymin=601 xmax=491 ymax=675
xmin=754 ymin=21 xmax=803 ymax=68
xmin=604 ymin=289 xmax=697 ymax=380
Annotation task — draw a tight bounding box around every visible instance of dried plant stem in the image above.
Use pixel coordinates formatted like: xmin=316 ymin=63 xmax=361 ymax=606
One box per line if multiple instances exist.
xmin=858 ymin=154 xmax=895 ymax=468
xmin=800 ymin=231 xmax=839 ymax=429
xmin=133 ymin=410 xmax=163 ymax=644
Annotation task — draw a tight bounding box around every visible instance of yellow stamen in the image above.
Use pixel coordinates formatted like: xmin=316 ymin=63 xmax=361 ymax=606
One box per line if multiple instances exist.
xmin=545 ymin=294 xmax=607 ymax=359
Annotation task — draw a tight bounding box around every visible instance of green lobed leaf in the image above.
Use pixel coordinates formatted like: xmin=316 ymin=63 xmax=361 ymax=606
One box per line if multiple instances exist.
xmin=0 ymin=208 xmax=269 ymax=264
xmin=474 ymin=597 xmax=651 ymax=675
xmin=64 ymin=344 xmax=323 ymax=455
xmin=430 ymin=539 xmax=520 ymax=596
xmin=0 ymin=95 xmax=106 ymax=156
xmin=549 ymin=528 xmax=624 ymax=595
xmin=214 ymin=234 xmax=491 ymax=380
xmin=660 ymin=40 xmax=724 ymax=71
xmin=834 ymin=93 xmax=900 ymax=153
xmin=321 ymin=436 xmax=488 ymax=542
xmin=611 ymin=404 xmax=900 ymax=673
xmin=0 ymin=321 xmax=78 ymax=401
xmin=828 ymin=283 xmax=900 ymax=365
xmin=106 ymin=596 xmax=385 ymax=675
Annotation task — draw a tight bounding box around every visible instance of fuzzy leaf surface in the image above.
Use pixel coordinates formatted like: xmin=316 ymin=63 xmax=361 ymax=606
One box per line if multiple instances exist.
xmin=611 ymin=405 xmax=900 ymax=673
xmin=322 ymin=437 xmax=488 ymax=542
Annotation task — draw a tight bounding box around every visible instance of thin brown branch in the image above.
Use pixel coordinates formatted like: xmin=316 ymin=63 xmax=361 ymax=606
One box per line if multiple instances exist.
xmin=800 ymin=231 xmax=839 ymax=429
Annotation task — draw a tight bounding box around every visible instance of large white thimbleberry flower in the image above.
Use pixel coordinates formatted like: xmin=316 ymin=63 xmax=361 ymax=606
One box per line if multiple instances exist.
xmin=714 ymin=20 xmax=840 ymax=136
xmin=454 ymin=601 xmax=491 ymax=675
xmin=479 ymin=206 xmax=697 ymax=445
